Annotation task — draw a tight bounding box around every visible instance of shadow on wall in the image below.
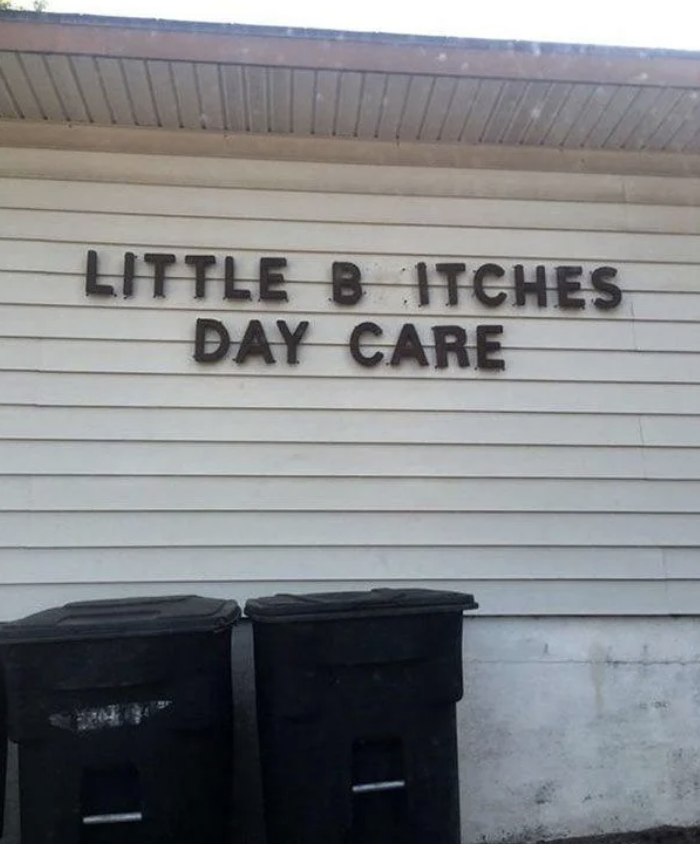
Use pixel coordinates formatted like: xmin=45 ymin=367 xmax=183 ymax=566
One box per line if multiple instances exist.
xmin=0 ymin=619 xmax=266 ymax=844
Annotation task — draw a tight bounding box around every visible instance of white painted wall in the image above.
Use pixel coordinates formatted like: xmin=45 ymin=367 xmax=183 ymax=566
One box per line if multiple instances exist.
xmin=1 ymin=146 xmax=700 ymax=616
xmin=460 ymin=617 xmax=700 ymax=842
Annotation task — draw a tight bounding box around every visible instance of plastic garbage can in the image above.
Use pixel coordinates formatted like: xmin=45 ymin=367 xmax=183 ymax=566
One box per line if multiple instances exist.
xmin=0 ymin=594 xmax=240 ymax=844
xmin=0 ymin=655 xmax=6 ymax=839
xmin=245 ymin=587 xmax=477 ymax=844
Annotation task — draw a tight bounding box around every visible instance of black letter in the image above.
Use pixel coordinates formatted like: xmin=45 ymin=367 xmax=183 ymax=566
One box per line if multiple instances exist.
xmin=123 ymin=252 xmax=136 ymax=298
xmin=260 ymin=257 xmax=288 ymax=302
xmin=390 ymin=323 xmax=429 ymax=367
xmin=185 ymin=255 xmax=216 ymax=299
xmin=144 ymin=253 xmax=176 ymax=298
xmin=476 ymin=324 xmax=505 ymax=370
xmin=85 ymin=250 xmax=115 ymax=297
xmin=332 ymin=262 xmax=363 ymax=305
xmin=416 ymin=261 xmax=430 ymax=306
xmin=350 ymin=322 xmax=383 ymax=367
xmin=277 ymin=320 xmax=309 ymax=365
xmin=592 ymin=266 xmax=622 ymax=310
xmin=224 ymin=257 xmax=252 ymax=301
xmin=436 ymin=262 xmax=466 ymax=306
xmin=194 ymin=318 xmax=230 ymax=363
xmin=474 ymin=263 xmax=507 ymax=307
xmin=514 ymin=264 xmax=547 ymax=307
xmin=236 ymin=320 xmax=275 ymax=364
xmin=433 ymin=325 xmax=469 ymax=369
xmin=556 ymin=265 xmax=585 ymax=310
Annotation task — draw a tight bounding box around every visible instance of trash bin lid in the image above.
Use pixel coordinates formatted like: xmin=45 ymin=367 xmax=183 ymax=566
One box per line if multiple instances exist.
xmin=245 ymin=588 xmax=478 ymax=623
xmin=0 ymin=595 xmax=241 ymax=643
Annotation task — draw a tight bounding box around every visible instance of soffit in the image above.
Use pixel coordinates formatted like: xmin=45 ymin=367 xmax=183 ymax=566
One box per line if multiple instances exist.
xmin=1 ymin=13 xmax=699 ymax=153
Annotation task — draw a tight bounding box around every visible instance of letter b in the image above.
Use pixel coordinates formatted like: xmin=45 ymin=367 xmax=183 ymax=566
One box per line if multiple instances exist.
xmin=332 ymin=262 xmax=363 ymax=305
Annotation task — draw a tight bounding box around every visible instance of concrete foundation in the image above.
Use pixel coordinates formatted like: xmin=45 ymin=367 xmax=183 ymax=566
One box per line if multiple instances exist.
xmin=460 ymin=618 xmax=700 ymax=842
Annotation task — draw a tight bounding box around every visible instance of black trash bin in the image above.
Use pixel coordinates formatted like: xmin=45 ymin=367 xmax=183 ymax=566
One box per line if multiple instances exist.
xmin=245 ymin=588 xmax=477 ymax=844
xmin=0 ymin=594 xmax=240 ymax=844
xmin=0 ymin=652 xmax=6 ymax=839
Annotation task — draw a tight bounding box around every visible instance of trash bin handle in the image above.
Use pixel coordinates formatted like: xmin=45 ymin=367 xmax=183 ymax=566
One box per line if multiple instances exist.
xmin=82 ymin=812 xmax=143 ymax=825
xmin=352 ymin=780 xmax=406 ymax=794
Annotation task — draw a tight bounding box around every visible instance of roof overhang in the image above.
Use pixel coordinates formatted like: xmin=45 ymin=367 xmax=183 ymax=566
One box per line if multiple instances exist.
xmin=1 ymin=12 xmax=700 ymax=163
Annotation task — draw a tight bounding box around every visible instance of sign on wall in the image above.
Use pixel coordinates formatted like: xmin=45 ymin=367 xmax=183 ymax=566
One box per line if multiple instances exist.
xmin=85 ymin=250 xmax=622 ymax=372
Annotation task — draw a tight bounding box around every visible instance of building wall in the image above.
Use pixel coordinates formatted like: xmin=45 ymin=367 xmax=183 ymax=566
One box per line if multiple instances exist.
xmin=1 ymin=145 xmax=700 ymax=841
xmin=1 ymin=146 xmax=699 ymax=616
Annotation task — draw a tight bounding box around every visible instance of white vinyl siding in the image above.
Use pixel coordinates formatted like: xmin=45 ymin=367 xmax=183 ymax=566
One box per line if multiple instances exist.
xmin=1 ymin=147 xmax=699 ymax=617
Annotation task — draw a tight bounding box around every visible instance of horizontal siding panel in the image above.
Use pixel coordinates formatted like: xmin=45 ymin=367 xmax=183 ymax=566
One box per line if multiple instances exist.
xmin=0 ymin=290 xmax=642 ymax=326
xmin=663 ymin=548 xmax=700 ymax=578
xmin=3 ymin=337 xmax=700 ymax=385
xmin=3 ymin=372 xmax=700 ymax=413
xmin=3 ymin=511 xmax=700 ymax=547
xmin=6 ymin=407 xmax=700 ymax=448
xmin=2 ymin=476 xmax=699 ymax=513
xmin=3 ymin=295 xmax=700 ymax=338
xmin=474 ymin=580 xmax=688 ymax=615
xmin=0 ymin=580 xmax=681 ymax=618
xmin=3 ymin=178 xmax=700 ymax=234
xmin=2 ymin=209 xmax=700 ymax=263
xmin=661 ymin=582 xmax=700 ymax=615
xmin=0 ymin=407 xmax=646 ymax=446
xmin=641 ymin=416 xmax=700 ymax=447
xmin=0 ymin=441 xmax=684 ymax=479
xmin=0 ymin=545 xmax=665 ymax=583
xmin=635 ymin=323 xmax=700 ymax=353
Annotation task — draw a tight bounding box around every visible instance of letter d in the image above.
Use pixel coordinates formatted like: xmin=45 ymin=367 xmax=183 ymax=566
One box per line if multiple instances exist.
xmin=194 ymin=318 xmax=231 ymax=362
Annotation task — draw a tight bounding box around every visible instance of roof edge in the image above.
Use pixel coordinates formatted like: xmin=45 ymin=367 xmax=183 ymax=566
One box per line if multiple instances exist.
xmin=2 ymin=9 xmax=700 ymax=58
xmin=1 ymin=10 xmax=700 ymax=87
